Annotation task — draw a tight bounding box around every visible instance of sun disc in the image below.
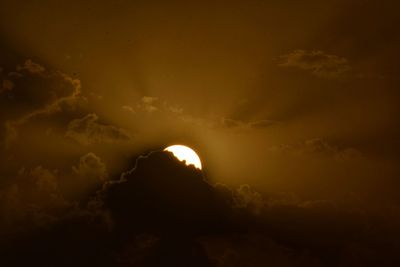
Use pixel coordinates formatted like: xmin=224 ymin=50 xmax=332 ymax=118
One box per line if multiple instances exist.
xmin=164 ymin=145 xmax=202 ymax=169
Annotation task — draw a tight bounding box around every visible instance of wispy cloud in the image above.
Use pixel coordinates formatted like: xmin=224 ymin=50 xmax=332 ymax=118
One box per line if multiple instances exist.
xmin=279 ymin=50 xmax=350 ymax=78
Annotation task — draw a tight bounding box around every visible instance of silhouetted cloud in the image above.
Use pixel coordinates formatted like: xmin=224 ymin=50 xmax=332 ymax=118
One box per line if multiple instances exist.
xmin=102 ymin=151 xmax=231 ymax=236
xmin=2 ymin=60 xmax=84 ymax=147
xmin=1 ymin=149 xmax=399 ymax=267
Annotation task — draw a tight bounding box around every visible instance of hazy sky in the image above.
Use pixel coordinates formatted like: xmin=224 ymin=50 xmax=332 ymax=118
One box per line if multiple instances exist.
xmin=0 ymin=1 xmax=400 ymax=265
xmin=1 ymin=0 xmax=399 ymax=196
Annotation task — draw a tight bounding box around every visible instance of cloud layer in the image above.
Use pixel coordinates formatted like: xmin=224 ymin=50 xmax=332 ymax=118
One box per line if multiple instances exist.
xmin=1 ymin=151 xmax=399 ymax=266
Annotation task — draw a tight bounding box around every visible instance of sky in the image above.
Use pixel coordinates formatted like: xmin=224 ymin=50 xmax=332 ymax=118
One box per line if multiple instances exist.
xmin=0 ymin=0 xmax=400 ymax=266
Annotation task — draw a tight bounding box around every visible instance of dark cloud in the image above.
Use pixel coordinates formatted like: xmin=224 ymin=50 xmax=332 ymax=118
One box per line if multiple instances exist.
xmin=1 ymin=59 xmax=84 ymax=147
xmin=232 ymin=184 xmax=265 ymax=215
xmin=1 ymin=150 xmax=232 ymax=266
xmin=65 ymin=113 xmax=132 ymax=145
xmin=201 ymin=234 xmax=323 ymax=267
xmin=279 ymin=50 xmax=350 ymax=78
xmin=0 ymin=166 xmax=70 ymax=234
xmin=102 ymin=151 xmax=232 ymax=237
xmin=0 ymin=79 xmax=14 ymax=93
xmin=1 ymin=150 xmax=400 ymax=266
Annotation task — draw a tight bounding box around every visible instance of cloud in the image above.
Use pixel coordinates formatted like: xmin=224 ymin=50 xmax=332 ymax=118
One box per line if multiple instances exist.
xmin=1 ymin=150 xmax=400 ymax=266
xmin=125 ymin=95 xmax=280 ymax=133
xmin=16 ymin=59 xmax=46 ymax=74
xmin=168 ymin=105 xmax=184 ymax=114
xmin=271 ymin=138 xmax=362 ymax=161
xmin=127 ymin=96 xmax=184 ymax=115
xmin=202 ymin=234 xmax=321 ymax=267
xmin=0 ymin=166 xmax=70 ymax=232
xmin=21 ymin=167 xmax=68 ymax=210
xmin=121 ymin=105 xmax=135 ymax=114
xmin=233 ymin=184 xmax=265 ymax=215
xmin=138 ymin=96 xmax=158 ymax=113
xmin=220 ymin=117 xmax=242 ymax=128
xmin=248 ymin=120 xmax=280 ymax=129
xmin=31 ymin=166 xmax=59 ymax=193
xmin=72 ymin=152 xmax=108 ymax=182
xmin=220 ymin=117 xmax=280 ymax=130
xmin=1 ymin=79 xmax=14 ymax=93
xmin=3 ymin=60 xmax=85 ymax=147
xmin=65 ymin=113 xmax=132 ymax=145
xmin=279 ymin=50 xmax=350 ymax=78
xmin=102 ymin=150 xmax=231 ymax=235
xmin=141 ymin=96 xmax=158 ymax=105
xmin=0 ymin=67 xmax=14 ymax=93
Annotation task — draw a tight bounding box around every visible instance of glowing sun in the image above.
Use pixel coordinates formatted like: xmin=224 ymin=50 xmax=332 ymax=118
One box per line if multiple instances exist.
xmin=164 ymin=145 xmax=202 ymax=170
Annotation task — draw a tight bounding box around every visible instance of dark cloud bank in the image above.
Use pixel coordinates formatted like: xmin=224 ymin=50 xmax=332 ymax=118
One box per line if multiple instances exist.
xmin=1 ymin=150 xmax=399 ymax=267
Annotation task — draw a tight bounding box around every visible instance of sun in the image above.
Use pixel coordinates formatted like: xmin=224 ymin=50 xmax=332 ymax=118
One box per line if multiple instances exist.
xmin=164 ymin=145 xmax=202 ymax=170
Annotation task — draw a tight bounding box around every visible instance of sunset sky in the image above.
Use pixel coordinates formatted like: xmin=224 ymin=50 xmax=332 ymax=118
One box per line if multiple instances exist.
xmin=1 ymin=1 xmax=399 ymax=266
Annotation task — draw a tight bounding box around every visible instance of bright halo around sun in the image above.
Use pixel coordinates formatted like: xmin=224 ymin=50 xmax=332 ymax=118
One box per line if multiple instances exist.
xmin=164 ymin=145 xmax=202 ymax=170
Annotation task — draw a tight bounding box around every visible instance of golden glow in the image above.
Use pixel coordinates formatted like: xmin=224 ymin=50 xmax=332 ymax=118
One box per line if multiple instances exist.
xmin=164 ymin=145 xmax=202 ymax=170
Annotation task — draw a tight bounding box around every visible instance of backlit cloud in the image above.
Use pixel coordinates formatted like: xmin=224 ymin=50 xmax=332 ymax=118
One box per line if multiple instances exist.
xmin=66 ymin=113 xmax=132 ymax=146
